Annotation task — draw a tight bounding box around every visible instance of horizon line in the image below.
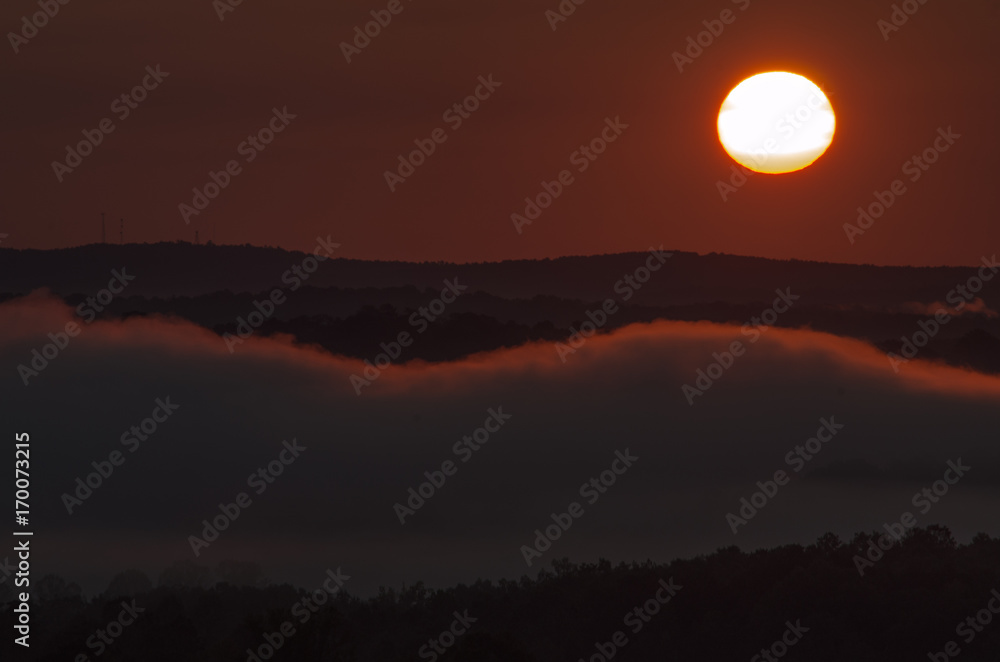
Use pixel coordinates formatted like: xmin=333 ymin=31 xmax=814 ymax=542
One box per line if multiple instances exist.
xmin=0 ymin=240 xmax=989 ymax=270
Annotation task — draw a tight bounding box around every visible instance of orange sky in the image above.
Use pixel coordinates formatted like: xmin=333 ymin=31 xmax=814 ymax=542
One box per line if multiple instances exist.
xmin=1 ymin=0 xmax=996 ymax=266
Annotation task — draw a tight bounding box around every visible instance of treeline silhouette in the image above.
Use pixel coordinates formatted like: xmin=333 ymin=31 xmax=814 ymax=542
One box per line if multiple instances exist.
xmin=9 ymin=526 xmax=1000 ymax=661
xmin=2 ymin=242 xmax=996 ymax=307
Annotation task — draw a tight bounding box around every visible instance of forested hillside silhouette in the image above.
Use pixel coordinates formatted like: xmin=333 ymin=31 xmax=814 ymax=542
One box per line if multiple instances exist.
xmin=2 ymin=242 xmax=997 ymax=307
xmin=10 ymin=527 xmax=1000 ymax=661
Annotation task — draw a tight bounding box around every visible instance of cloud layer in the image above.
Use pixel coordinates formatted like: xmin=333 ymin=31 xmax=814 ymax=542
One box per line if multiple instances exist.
xmin=2 ymin=292 xmax=999 ymax=594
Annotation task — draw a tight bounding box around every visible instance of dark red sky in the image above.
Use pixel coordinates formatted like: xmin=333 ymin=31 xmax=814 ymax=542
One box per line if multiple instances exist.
xmin=1 ymin=0 xmax=996 ymax=265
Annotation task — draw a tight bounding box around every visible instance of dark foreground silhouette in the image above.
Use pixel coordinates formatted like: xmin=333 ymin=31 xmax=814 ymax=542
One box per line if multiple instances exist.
xmin=9 ymin=526 xmax=1000 ymax=661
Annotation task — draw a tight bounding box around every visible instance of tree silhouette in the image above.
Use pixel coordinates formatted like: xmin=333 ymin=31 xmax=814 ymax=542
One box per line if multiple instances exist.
xmin=11 ymin=528 xmax=1000 ymax=661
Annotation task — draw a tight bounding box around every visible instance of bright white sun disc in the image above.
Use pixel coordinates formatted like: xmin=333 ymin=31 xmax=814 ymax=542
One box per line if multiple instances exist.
xmin=717 ymin=72 xmax=835 ymax=174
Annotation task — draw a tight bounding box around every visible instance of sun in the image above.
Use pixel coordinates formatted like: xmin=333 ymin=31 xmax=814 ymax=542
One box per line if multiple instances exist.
xmin=717 ymin=72 xmax=835 ymax=174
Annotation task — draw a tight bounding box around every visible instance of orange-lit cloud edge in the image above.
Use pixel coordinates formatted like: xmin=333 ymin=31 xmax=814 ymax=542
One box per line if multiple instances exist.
xmin=4 ymin=290 xmax=1000 ymax=403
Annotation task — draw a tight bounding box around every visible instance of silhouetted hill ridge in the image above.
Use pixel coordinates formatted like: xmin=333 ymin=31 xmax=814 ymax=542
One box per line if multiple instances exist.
xmin=0 ymin=242 xmax=992 ymax=308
